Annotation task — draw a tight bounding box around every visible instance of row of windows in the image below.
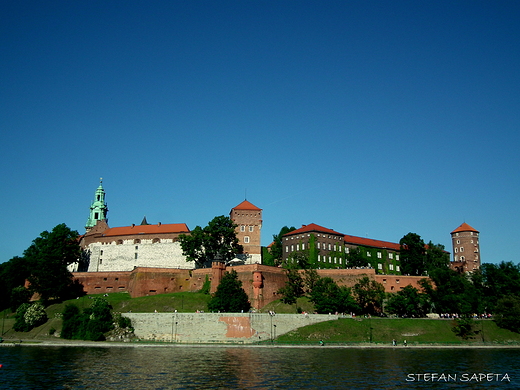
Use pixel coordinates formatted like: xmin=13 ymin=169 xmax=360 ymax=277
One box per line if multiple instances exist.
xmin=285 ymin=245 xmax=399 ymax=260
xmin=286 ymin=234 xmax=343 ymax=241
xmin=240 ymin=225 xmax=255 ymax=232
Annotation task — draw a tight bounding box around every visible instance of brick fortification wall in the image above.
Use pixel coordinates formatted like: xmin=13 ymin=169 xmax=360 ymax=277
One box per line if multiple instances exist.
xmin=74 ymin=264 xmax=426 ymax=309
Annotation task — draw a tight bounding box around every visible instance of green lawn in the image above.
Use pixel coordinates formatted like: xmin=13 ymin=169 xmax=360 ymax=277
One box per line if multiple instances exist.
xmin=2 ymin=293 xmax=520 ymax=345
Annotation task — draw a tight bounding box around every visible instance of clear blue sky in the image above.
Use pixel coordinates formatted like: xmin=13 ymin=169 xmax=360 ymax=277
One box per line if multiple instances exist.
xmin=1 ymin=1 xmax=519 ymax=265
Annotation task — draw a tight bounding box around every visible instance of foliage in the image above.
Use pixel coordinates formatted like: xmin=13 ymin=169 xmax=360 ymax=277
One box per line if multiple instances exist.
xmin=10 ymin=286 xmax=32 ymax=312
xmin=178 ymin=216 xmax=243 ymax=268
xmin=425 ymin=241 xmax=450 ymax=273
xmin=303 ymin=268 xmax=320 ymax=295
xmin=420 ymin=268 xmax=482 ymax=315
xmin=345 ymin=247 xmax=369 ymax=268
xmin=0 ymin=256 xmax=31 ymax=312
xmin=277 ymin=269 xmax=305 ymax=304
xmin=285 ymin=249 xmax=310 ymax=269
xmin=452 ymin=317 xmax=477 ymax=339
xmin=386 ymin=285 xmax=429 ymax=317
xmin=61 ymin=298 xmax=114 ymax=341
xmin=494 ymin=295 xmax=520 ymax=333
xmin=199 ymin=275 xmax=211 ymax=295
xmin=480 ymin=262 xmax=520 ymax=311
xmin=399 ymin=232 xmax=426 ymax=276
xmin=208 ymin=269 xmax=251 ymax=313
xmin=13 ymin=302 xmax=48 ymax=332
xmin=352 ymin=277 xmax=386 ymax=315
xmin=24 ymin=223 xmax=83 ymax=303
xmin=268 ymin=226 xmax=296 ymax=266
xmin=309 ymin=277 xmax=359 ymax=314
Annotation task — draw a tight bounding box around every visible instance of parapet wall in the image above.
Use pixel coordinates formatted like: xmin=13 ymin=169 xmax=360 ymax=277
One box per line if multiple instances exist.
xmin=73 ymin=265 xmax=426 ymax=308
xmin=123 ymin=312 xmax=338 ymax=343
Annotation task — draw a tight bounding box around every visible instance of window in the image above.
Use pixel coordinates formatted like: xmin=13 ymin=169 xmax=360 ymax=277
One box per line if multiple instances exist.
xmin=134 ymin=253 xmax=138 ymax=259
xmin=244 ymin=236 xmax=250 ymax=244
xmin=389 ymin=253 xmax=393 ymax=259
xmin=291 ymin=245 xmax=294 ymax=251
xmin=396 ymin=255 xmax=400 ymax=261
xmin=389 ymin=264 xmax=394 ymax=271
xmin=457 ymin=240 xmax=460 ymax=244
xmin=286 ymin=246 xmax=288 ymax=252
xmin=317 ymin=242 xmax=320 ymax=249
xmin=302 ymin=243 xmax=305 ymax=250
xmin=377 ymin=252 xmax=382 ymax=259
xmin=318 ymin=255 xmax=321 ymax=262
xmin=396 ymin=265 xmax=400 ymax=272
xmin=455 ymin=248 xmax=458 ymax=253
xmin=460 ymin=247 xmax=464 ymax=252
xmin=249 ymin=226 xmax=254 ymax=232
xmin=100 ymin=250 xmax=103 ymax=256
xmin=297 ymin=244 xmax=300 ymax=251
xmin=345 ymin=247 xmax=350 ymax=254
xmin=135 ymin=246 xmax=138 ymax=250
xmin=378 ymin=263 xmax=382 ymax=270
xmin=367 ymin=252 xmax=372 ymax=257
xmin=240 ymin=225 xmax=245 ymax=232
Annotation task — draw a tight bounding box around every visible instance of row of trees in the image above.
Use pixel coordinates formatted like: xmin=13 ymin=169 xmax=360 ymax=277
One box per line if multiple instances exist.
xmin=276 ymin=261 xmax=520 ymax=333
xmin=278 ymin=269 xmax=386 ymax=315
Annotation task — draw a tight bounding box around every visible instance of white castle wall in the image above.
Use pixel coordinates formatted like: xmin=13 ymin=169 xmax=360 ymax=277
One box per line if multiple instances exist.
xmin=86 ymin=239 xmax=190 ymax=272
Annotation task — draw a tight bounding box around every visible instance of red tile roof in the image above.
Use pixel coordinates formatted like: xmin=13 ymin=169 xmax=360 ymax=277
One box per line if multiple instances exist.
xmin=232 ymin=200 xmax=262 ymax=211
xmin=451 ymin=222 xmax=479 ymax=234
xmin=343 ymin=234 xmax=401 ymax=251
xmin=283 ymin=223 xmax=344 ymax=237
xmin=102 ymin=223 xmax=190 ymax=237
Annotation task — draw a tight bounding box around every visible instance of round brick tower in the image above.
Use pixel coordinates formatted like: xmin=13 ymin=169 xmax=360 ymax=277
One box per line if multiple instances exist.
xmin=450 ymin=223 xmax=480 ymax=273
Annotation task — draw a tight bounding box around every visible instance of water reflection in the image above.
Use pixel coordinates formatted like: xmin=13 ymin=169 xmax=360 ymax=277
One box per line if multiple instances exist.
xmin=0 ymin=346 xmax=519 ymax=389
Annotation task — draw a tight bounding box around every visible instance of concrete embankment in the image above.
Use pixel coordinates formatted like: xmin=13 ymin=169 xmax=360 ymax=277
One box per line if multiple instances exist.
xmin=122 ymin=312 xmax=337 ymax=343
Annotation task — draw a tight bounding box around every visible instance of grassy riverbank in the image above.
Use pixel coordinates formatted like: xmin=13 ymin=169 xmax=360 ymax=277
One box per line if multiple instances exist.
xmin=2 ymin=292 xmax=520 ymax=345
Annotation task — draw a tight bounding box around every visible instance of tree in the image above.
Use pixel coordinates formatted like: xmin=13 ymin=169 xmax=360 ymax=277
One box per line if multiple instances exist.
xmin=208 ymin=269 xmax=251 ymax=312
xmin=179 ymin=216 xmax=243 ymax=268
xmin=353 ymin=277 xmax=386 ymax=315
xmin=399 ymin=233 xmax=426 ymax=276
xmin=61 ymin=298 xmax=114 ymax=341
xmin=420 ymin=268 xmax=482 ymax=315
xmin=386 ymin=285 xmax=428 ymax=317
xmin=345 ymin=247 xmax=369 ymax=268
xmin=269 ymin=226 xmax=296 ymax=266
xmin=303 ymin=268 xmax=320 ymax=295
xmin=24 ymin=224 xmax=83 ymax=303
xmin=494 ymin=295 xmax=520 ymax=333
xmin=277 ymin=269 xmax=304 ymax=304
xmin=425 ymin=241 xmax=450 ymax=274
xmin=285 ymin=249 xmax=310 ymax=269
xmin=0 ymin=256 xmax=31 ymax=311
xmin=13 ymin=302 xmax=47 ymax=332
xmin=480 ymin=262 xmax=520 ymax=311
xmin=309 ymin=277 xmax=359 ymax=314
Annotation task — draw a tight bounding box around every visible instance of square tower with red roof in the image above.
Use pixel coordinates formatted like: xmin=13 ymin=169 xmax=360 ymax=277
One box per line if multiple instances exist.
xmin=230 ymin=200 xmax=262 ymax=264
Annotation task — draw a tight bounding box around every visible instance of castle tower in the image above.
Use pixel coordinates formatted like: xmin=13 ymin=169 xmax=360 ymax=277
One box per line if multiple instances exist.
xmin=85 ymin=178 xmax=108 ymax=231
xmin=450 ymin=222 xmax=480 ymax=273
xmin=230 ymin=200 xmax=262 ymax=264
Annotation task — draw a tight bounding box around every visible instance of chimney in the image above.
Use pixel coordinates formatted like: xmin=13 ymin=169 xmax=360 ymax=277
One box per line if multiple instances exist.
xmin=158 ymin=222 xmax=161 ymax=226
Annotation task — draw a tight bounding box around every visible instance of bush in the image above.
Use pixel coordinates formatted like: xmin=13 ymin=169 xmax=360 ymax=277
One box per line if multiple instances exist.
xmin=61 ymin=298 xmax=114 ymax=341
xmin=13 ymin=302 xmax=48 ymax=332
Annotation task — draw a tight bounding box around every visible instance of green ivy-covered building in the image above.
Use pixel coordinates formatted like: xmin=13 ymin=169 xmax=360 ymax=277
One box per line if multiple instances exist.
xmin=282 ymin=223 xmax=402 ymax=274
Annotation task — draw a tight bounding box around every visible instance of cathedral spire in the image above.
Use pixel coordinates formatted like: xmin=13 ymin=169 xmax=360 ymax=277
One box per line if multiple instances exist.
xmin=86 ymin=178 xmax=109 ymax=230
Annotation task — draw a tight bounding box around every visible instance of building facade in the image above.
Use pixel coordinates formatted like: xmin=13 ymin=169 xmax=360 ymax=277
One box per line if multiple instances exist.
xmin=229 ymin=200 xmax=262 ymax=264
xmin=450 ymin=222 xmax=481 ymax=273
xmin=74 ymin=183 xmax=262 ymax=272
xmin=282 ymin=223 xmax=402 ymax=274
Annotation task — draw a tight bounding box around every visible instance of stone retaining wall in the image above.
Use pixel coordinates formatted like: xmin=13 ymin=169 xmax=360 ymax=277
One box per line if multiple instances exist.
xmin=122 ymin=313 xmax=339 ymax=344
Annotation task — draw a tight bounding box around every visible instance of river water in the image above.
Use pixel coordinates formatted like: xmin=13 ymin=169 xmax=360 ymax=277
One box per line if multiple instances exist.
xmin=0 ymin=345 xmax=518 ymax=389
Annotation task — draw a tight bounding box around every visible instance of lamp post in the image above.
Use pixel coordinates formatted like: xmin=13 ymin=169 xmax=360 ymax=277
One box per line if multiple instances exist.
xmin=273 ymin=324 xmax=277 ymax=343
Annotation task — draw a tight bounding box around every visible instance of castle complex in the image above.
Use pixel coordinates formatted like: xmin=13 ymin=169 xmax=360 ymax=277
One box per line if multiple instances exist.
xmin=72 ymin=181 xmax=480 ymax=307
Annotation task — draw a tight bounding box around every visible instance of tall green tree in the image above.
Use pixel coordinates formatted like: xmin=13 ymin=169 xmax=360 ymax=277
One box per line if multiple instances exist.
xmin=386 ymin=285 xmax=429 ymax=317
xmin=24 ymin=223 xmax=82 ymax=303
xmin=277 ymin=269 xmax=304 ymax=304
xmin=269 ymin=226 xmax=296 ymax=266
xmin=208 ymin=269 xmax=251 ymax=312
xmin=425 ymin=241 xmax=450 ymax=273
xmin=0 ymin=256 xmax=31 ymax=311
xmin=419 ymin=268 xmax=482 ymax=315
xmin=494 ymin=295 xmax=520 ymax=333
xmin=480 ymin=262 xmax=520 ymax=311
xmin=353 ymin=277 xmax=386 ymax=315
xmin=179 ymin=216 xmax=243 ymax=268
xmin=310 ymin=277 xmax=359 ymax=314
xmin=399 ymin=233 xmax=426 ymax=276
